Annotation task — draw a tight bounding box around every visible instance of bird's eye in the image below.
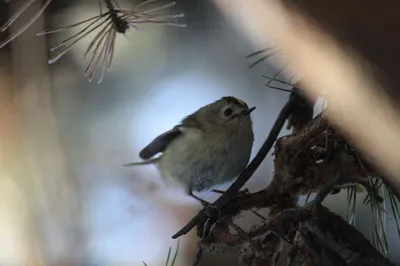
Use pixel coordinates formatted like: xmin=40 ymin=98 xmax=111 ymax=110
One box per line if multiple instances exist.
xmin=224 ymin=108 xmax=233 ymax=117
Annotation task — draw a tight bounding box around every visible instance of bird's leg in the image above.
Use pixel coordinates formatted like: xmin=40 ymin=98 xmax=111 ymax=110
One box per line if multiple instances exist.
xmin=188 ymin=191 xmax=212 ymax=208
xmin=188 ymin=191 xmax=223 ymax=224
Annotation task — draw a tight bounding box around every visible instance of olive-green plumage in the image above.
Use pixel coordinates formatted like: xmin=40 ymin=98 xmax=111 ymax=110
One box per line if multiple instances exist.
xmin=123 ymin=96 xmax=255 ymax=197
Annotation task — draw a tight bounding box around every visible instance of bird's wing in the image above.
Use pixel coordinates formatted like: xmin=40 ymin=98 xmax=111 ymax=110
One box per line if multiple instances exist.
xmin=138 ymin=115 xmax=201 ymax=160
xmin=139 ymin=126 xmax=183 ymax=160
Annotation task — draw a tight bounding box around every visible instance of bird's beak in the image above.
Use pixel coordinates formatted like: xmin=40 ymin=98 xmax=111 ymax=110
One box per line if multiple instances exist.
xmin=248 ymin=106 xmax=256 ymax=114
xmin=240 ymin=106 xmax=256 ymax=116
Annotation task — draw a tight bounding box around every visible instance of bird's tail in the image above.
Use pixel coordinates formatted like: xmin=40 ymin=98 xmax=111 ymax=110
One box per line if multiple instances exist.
xmin=122 ymin=158 xmax=160 ymax=167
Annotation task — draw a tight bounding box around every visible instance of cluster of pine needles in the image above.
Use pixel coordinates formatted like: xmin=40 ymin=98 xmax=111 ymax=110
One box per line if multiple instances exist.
xmin=346 ymin=179 xmax=400 ymax=256
xmin=0 ymin=0 xmax=185 ymax=83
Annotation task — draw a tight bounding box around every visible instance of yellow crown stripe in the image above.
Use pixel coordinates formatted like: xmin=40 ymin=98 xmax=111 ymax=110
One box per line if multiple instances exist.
xmin=233 ymin=97 xmax=247 ymax=107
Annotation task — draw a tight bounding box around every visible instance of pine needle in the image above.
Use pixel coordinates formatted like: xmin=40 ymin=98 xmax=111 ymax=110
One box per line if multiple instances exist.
xmin=165 ymin=246 xmax=172 ymax=266
xmin=143 ymin=240 xmax=180 ymax=266
xmin=365 ymin=179 xmax=389 ymax=256
xmin=387 ymin=185 xmax=400 ymax=239
xmin=261 ymin=75 xmax=294 ymax=93
xmin=245 ymin=47 xmax=273 ymax=58
xmin=171 ymin=239 xmax=180 ymax=266
xmin=0 ymin=0 xmax=53 ymax=49
xmin=245 ymin=46 xmax=282 ymax=68
xmin=346 ymin=185 xmax=357 ymax=226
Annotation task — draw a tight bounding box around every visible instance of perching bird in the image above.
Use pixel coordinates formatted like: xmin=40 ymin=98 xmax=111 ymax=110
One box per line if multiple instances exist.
xmin=123 ymin=96 xmax=255 ymax=203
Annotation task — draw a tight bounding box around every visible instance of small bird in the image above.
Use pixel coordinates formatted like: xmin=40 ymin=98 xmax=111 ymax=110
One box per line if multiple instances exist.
xmin=123 ymin=96 xmax=255 ymax=203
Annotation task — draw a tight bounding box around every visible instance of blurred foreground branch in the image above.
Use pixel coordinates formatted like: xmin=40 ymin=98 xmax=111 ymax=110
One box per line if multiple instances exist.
xmin=5 ymin=0 xmax=86 ymax=264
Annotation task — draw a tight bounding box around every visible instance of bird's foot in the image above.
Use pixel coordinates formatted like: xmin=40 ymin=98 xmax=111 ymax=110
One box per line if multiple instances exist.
xmin=189 ymin=193 xmax=221 ymax=218
xmin=189 ymin=193 xmax=212 ymax=208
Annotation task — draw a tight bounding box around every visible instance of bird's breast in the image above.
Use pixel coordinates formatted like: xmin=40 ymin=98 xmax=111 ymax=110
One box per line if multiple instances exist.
xmin=157 ymin=126 xmax=253 ymax=191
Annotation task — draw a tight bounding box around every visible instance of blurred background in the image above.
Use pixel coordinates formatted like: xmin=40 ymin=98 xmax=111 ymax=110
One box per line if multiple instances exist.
xmin=0 ymin=0 xmax=398 ymax=265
